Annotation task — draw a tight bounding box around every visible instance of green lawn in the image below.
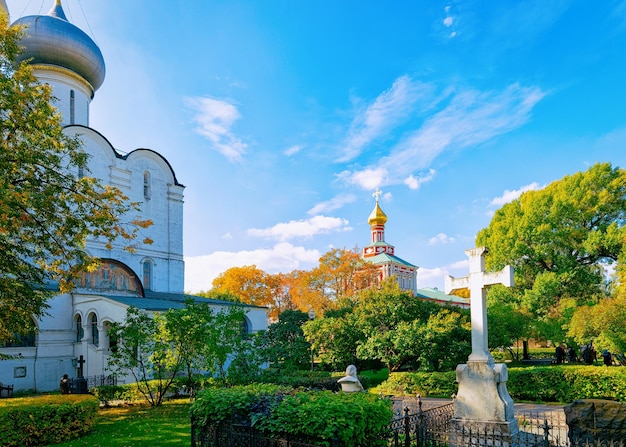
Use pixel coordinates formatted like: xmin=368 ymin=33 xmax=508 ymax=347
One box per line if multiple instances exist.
xmin=50 ymin=399 xmax=191 ymax=447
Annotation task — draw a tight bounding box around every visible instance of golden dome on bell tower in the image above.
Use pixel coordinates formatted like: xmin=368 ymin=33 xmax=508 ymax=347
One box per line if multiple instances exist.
xmin=368 ymin=188 xmax=387 ymax=226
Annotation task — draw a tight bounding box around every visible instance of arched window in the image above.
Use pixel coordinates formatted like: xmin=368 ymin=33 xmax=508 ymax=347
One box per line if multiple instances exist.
xmin=90 ymin=314 xmax=99 ymax=346
xmin=241 ymin=317 xmax=250 ymax=335
xmin=142 ymin=260 xmax=152 ymax=290
xmin=76 ymin=315 xmax=84 ymax=342
xmin=70 ymin=89 xmax=75 ymax=124
xmin=143 ymin=171 xmax=151 ymax=200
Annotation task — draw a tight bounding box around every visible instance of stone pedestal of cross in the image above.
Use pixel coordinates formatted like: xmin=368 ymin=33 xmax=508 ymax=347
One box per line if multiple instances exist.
xmin=445 ymin=247 xmax=519 ymax=440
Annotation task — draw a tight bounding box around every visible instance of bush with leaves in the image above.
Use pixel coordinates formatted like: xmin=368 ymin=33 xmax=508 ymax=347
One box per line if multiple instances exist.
xmin=190 ymin=384 xmax=393 ymax=446
xmin=0 ymin=394 xmax=98 ymax=446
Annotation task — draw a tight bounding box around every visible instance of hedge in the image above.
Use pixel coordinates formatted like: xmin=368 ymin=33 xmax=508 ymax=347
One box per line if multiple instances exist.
xmin=0 ymin=394 xmax=98 ymax=447
xmin=190 ymin=384 xmax=393 ymax=445
xmin=372 ymin=365 xmax=626 ymax=403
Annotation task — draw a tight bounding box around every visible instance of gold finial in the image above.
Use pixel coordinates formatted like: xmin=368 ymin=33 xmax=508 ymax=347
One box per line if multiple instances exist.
xmin=56 ymin=0 xmax=62 ymax=5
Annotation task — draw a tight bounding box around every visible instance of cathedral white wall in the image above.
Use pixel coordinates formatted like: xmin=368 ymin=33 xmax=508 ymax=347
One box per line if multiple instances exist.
xmin=0 ymin=294 xmax=76 ymax=392
xmin=34 ymin=69 xmax=92 ymax=127
xmin=63 ymin=128 xmax=185 ymax=293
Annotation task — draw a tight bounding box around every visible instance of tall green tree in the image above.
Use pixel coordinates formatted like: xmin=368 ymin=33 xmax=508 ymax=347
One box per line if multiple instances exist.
xmin=477 ymin=163 xmax=626 ymax=340
xmin=264 ymin=309 xmax=311 ymax=371
xmin=107 ymin=307 xmax=176 ymax=406
xmin=353 ymin=280 xmax=470 ymax=372
xmin=107 ymin=301 xmax=248 ymax=405
xmin=303 ymin=306 xmax=362 ymax=370
xmin=0 ymin=18 xmax=150 ymax=343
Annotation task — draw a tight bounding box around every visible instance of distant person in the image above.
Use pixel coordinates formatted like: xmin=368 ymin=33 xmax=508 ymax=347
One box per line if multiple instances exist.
xmin=602 ymin=349 xmax=612 ymax=366
xmin=555 ymin=344 xmax=566 ymax=364
xmin=60 ymin=374 xmax=70 ymax=394
xmin=582 ymin=342 xmax=596 ymax=365
xmin=567 ymin=346 xmax=577 ymax=363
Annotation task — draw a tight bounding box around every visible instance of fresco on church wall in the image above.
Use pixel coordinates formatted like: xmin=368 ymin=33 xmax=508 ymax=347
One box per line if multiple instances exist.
xmin=75 ymin=260 xmax=143 ymax=296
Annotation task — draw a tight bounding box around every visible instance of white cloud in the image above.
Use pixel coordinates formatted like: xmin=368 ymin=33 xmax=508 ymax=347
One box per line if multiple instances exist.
xmin=428 ymin=232 xmax=456 ymax=245
xmin=443 ymin=16 xmax=454 ymax=27
xmin=489 ymin=182 xmax=541 ymax=207
xmin=343 ymin=83 xmax=546 ymax=189
xmin=404 ymin=169 xmax=436 ymax=190
xmin=284 ymin=145 xmax=302 ymax=156
xmin=418 ymin=259 xmax=469 ymax=290
xmin=338 ymin=75 xmax=432 ymax=162
xmin=222 ymin=232 xmax=233 ymax=240
xmin=307 ymin=194 xmax=357 ymax=215
xmin=184 ymin=243 xmax=321 ymax=293
xmin=337 ymin=167 xmax=388 ymax=190
xmin=185 ymin=96 xmax=247 ymax=162
xmin=247 ymin=215 xmax=352 ymax=241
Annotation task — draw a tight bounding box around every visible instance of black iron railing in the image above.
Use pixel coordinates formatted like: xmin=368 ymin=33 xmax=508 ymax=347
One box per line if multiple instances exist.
xmin=68 ymin=374 xmax=117 ymax=394
xmin=191 ymin=397 xmax=626 ymax=447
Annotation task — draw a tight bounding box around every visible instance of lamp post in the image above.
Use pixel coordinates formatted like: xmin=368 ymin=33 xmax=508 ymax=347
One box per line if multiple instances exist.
xmin=308 ymin=309 xmax=315 ymax=371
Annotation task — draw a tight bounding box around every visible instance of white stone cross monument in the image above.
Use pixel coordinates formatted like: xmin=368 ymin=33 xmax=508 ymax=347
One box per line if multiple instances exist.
xmin=445 ymin=247 xmax=518 ymax=439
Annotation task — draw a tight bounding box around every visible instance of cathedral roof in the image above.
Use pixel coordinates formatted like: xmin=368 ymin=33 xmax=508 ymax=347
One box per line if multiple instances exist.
xmin=102 ymin=290 xmax=268 ymax=311
xmin=12 ymin=0 xmax=106 ymax=92
xmin=416 ymin=287 xmax=469 ymax=307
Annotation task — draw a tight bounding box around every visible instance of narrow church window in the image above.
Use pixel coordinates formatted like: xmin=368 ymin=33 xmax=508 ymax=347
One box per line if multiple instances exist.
xmin=241 ymin=317 xmax=250 ymax=335
xmin=143 ymin=260 xmax=152 ymax=290
xmin=70 ymin=89 xmax=75 ymax=124
xmin=76 ymin=315 xmax=84 ymax=342
xmin=91 ymin=314 xmax=99 ymax=346
xmin=143 ymin=171 xmax=151 ymax=200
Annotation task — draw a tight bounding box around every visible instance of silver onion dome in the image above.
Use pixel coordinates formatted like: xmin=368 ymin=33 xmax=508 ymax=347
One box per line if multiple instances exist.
xmin=0 ymin=1 xmax=8 ymax=20
xmin=12 ymin=1 xmax=105 ymax=92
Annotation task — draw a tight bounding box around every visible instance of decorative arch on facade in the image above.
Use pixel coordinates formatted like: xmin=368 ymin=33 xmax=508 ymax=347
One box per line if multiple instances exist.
xmin=64 ymin=125 xmax=121 ymax=164
xmin=125 ymin=148 xmax=182 ymax=186
xmin=75 ymin=258 xmax=145 ymax=297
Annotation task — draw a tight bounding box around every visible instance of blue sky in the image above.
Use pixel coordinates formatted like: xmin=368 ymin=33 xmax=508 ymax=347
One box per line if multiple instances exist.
xmin=7 ymin=1 xmax=626 ymax=293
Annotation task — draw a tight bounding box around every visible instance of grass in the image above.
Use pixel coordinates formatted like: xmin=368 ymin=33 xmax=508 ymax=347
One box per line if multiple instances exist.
xmin=50 ymin=399 xmax=191 ymax=447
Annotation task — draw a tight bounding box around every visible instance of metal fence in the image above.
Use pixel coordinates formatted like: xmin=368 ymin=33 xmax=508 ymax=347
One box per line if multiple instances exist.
xmin=190 ymin=421 xmax=338 ymax=447
xmin=191 ymin=398 xmax=626 ymax=447
xmin=68 ymin=374 xmax=117 ymax=394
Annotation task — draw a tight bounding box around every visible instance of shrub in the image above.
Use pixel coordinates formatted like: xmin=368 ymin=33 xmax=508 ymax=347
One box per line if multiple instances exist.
xmin=90 ymin=384 xmax=143 ymax=405
xmin=370 ymin=371 xmax=457 ymax=397
xmin=372 ymin=365 xmax=626 ymax=403
xmin=190 ymin=384 xmax=393 ymax=445
xmin=507 ymin=366 xmax=626 ymax=402
xmin=253 ymin=368 xmax=372 ymax=391
xmin=0 ymin=394 xmax=98 ymax=447
xmin=91 ymin=379 xmax=186 ymax=405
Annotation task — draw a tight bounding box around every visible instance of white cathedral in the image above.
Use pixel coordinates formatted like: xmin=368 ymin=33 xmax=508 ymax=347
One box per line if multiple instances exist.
xmin=0 ymin=1 xmax=267 ymax=392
